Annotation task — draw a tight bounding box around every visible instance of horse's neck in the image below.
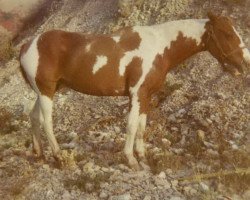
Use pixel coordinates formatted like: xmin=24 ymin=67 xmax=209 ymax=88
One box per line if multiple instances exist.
xmin=156 ymin=19 xmax=208 ymax=68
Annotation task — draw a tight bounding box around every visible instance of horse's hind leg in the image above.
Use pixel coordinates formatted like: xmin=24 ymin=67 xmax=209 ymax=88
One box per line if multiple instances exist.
xmin=30 ymin=98 xmax=44 ymax=157
xmin=38 ymin=94 xmax=60 ymax=161
xmin=124 ymin=95 xmax=140 ymax=170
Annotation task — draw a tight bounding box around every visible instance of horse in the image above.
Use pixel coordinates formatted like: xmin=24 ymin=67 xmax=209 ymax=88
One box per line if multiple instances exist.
xmin=19 ymin=12 xmax=250 ymax=169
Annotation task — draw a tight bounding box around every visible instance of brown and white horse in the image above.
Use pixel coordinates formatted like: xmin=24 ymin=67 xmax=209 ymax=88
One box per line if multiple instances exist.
xmin=20 ymin=12 xmax=250 ymax=169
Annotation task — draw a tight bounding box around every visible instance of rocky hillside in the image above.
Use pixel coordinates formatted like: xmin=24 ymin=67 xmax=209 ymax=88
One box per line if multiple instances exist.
xmin=0 ymin=0 xmax=249 ymax=199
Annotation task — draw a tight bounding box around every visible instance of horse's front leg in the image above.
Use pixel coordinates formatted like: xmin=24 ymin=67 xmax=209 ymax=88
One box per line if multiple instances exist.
xmin=135 ymin=89 xmax=150 ymax=163
xmin=135 ymin=114 xmax=147 ymax=161
xmin=124 ymin=95 xmax=140 ymax=170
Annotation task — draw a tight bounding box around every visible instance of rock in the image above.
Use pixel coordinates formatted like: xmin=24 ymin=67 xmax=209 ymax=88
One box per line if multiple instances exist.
xmin=228 ymin=140 xmax=239 ymax=150
xmin=117 ymin=99 xmax=129 ymax=106
xmin=171 ymin=127 xmax=178 ymax=131
xmin=61 ymin=142 xmax=77 ymax=149
xmin=62 ymin=190 xmax=71 ymax=200
xmin=232 ymin=194 xmax=242 ymax=200
xmin=99 ymin=191 xmax=109 ymax=199
xmin=165 ymin=168 xmax=173 ymax=175
xmin=168 ymin=114 xmax=176 ymax=122
xmin=171 ymin=180 xmax=179 ymax=188
xmin=114 ymin=126 xmax=121 ymax=133
xmin=203 ymin=141 xmax=216 ymax=149
xmin=207 ymin=149 xmax=219 ymax=157
xmin=154 ymin=176 xmax=171 ymax=189
xmin=158 ymin=171 xmax=166 ymax=179
xmin=101 ymin=167 xmax=110 ymax=173
xmin=162 ymin=138 xmax=171 ymax=147
xmin=197 ymin=130 xmax=205 ymax=141
xmin=83 ymin=161 xmax=95 ymax=173
xmin=118 ymin=164 xmax=130 ymax=171
xmin=184 ymin=186 xmax=197 ymax=196
xmin=143 ymin=195 xmax=151 ymax=200
xmin=243 ymin=190 xmax=250 ymax=200
xmin=199 ymin=182 xmax=209 ymax=192
xmin=171 ymin=148 xmax=184 ymax=155
xmin=110 ymin=193 xmax=131 ymax=200
xmin=69 ymin=131 xmax=78 ymax=140
xmin=178 ymin=108 xmax=186 ymax=115
xmin=85 ymin=182 xmax=94 ymax=192
xmin=169 ymin=197 xmax=184 ymax=200
xmin=42 ymin=164 xmax=50 ymax=171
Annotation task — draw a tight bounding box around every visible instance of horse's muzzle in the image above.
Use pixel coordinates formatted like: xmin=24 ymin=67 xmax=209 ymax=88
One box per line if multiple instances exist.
xmin=221 ymin=60 xmax=249 ymax=76
xmin=230 ymin=48 xmax=250 ymax=76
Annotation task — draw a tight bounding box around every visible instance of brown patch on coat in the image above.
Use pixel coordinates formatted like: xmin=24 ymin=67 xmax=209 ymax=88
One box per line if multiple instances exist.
xmin=137 ymin=31 xmax=203 ymax=114
xmin=203 ymin=14 xmax=243 ymax=68
xmin=33 ymin=28 xmax=142 ymax=98
xmin=125 ymin=56 xmax=143 ymax=89
xmin=115 ymin=27 xmax=141 ymax=51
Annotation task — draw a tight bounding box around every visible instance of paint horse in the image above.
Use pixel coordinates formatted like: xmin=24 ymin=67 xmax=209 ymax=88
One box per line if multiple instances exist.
xmin=20 ymin=12 xmax=250 ymax=169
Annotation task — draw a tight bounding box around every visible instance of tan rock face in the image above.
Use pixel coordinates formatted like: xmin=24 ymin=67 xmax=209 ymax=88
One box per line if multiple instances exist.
xmin=0 ymin=0 xmax=44 ymax=34
xmin=0 ymin=0 xmax=41 ymax=13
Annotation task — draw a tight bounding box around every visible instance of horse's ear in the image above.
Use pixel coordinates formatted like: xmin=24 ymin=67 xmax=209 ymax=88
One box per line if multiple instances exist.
xmin=207 ymin=11 xmax=218 ymax=22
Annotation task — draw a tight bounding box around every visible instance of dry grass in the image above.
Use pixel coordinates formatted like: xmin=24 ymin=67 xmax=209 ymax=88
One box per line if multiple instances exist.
xmin=0 ymin=33 xmax=15 ymax=63
xmin=147 ymin=150 xmax=186 ymax=174
xmin=144 ymin=105 xmax=250 ymax=195
xmin=0 ymin=107 xmax=17 ymax=135
xmin=64 ymin=172 xmax=111 ymax=193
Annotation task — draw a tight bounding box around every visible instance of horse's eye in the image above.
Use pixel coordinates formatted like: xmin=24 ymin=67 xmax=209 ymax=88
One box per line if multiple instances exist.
xmin=218 ymin=29 xmax=233 ymax=38
xmin=220 ymin=30 xmax=233 ymax=38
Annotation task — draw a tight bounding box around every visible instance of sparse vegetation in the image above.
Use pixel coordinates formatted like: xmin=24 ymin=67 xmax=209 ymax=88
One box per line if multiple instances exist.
xmin=0 ymin=107 xmax=15 ymax=135
xmin=0 ymin=0 xmax=249 ymax=199
xmin=0 ymin=33 xmax=15 ymax=63
xmin=64 ymin=172 xmax=111 ymax=193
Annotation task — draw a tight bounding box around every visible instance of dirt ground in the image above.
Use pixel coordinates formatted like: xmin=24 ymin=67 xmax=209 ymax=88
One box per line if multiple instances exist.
xmin=0 ymin=0 xmax=249 ymax=199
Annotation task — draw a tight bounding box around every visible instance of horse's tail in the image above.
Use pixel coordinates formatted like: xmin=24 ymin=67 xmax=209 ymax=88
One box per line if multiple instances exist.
xmin=19 ymin=41 xmax=33 ymax=88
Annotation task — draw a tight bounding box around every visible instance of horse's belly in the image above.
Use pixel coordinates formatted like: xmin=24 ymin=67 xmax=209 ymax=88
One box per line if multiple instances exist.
xmin=64 ymin=73 xmax=127 ymax=96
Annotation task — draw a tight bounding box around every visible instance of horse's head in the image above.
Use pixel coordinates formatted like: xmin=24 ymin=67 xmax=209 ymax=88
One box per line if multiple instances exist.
xmin=205 ymin=12 xmax=250 ymax=75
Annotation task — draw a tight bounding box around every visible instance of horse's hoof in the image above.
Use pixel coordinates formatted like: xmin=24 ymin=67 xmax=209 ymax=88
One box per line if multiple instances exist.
xmin=53 ymin=152 xmax=65 ymax=168
xmin=130 ymin=162 xmax=140 ymax=171
xmin=26 ymin=151 xmax=45 ymax=163
xmin=139 ymin=160 xmax=150 ymax=171
xmin=128 ymin=157 xmax=141 ymax=171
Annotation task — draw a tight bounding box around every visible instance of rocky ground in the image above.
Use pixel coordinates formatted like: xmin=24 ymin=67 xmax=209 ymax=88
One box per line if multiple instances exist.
xmin=0 ymin=0 xmax=250 ymax=199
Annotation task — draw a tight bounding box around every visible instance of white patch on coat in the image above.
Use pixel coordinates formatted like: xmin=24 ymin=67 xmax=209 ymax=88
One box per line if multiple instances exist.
xmin=135 ymin=114 xmax=147 ymax=156
xmin=85 ymin=43 xmax=91 ymax=52
xmin=121 ymin=20 xmax=208 ymax=134
xmin=232 ymin=27 xmax=250 ymax=63
xmin=112 ymin=36 xmax=120 ymax=43
xmin=92 ymin=55 xmax=108 ymax=74
xmin=119 ymin=19 xmax=207 ymax=77
xmin=20 ymin=34 xmax=41 ymax=93
xmin=124 ymin=95 xmax=140 ymax=156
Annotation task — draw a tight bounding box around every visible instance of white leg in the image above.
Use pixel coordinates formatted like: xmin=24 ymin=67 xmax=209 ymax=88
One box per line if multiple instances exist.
xmin=39 ymin=95 xmax=60 ymax=157
xmin=135 ymin=114 xmax=147 ymax=159
xmin=30 ymin=98 xmax=44 ymax=157
xmin=124 ymin=96 xmax=140 ymax=169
